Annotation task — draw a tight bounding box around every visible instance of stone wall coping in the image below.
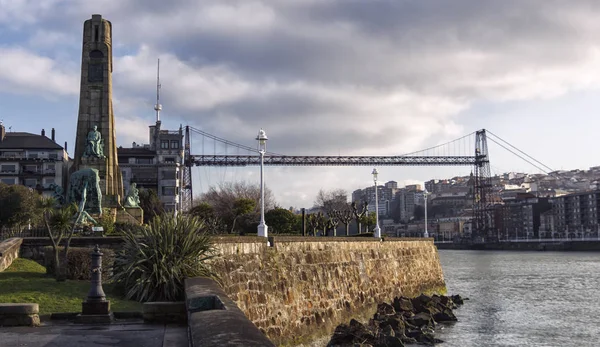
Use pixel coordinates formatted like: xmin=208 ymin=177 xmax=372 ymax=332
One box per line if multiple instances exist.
xmin=209 ymin=236 xmax=269 ymax=244
xmin=19 ymin=236 xmax=433 ymax=248
xmin=20 ymin=237 xmax=124 ymax=247
xmin=272 ymin=236 xmax=432 ymax=243
xmin=185 ymin=277 xmax=275 ymax=347
xmin=0 ymin=238 xmax=23 ymax=256
xmin=210 ymin=236 xmax=432 ymax=244
xmin=0 ymin=303 xmax=39 ymax=315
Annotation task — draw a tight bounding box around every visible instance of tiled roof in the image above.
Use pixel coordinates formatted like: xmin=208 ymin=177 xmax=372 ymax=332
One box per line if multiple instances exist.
xmin=0 ymin=132 xmax=63 ymax=150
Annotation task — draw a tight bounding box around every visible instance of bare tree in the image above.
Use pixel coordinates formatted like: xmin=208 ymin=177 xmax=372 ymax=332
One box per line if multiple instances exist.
xmin=326 ymin=215 xmax=339 ymax=236
xmin=330 ymin=209 xmax=354 ymax=236
xmin=198 ymin=181 xmax=276 ymax=233
xmin=351 ymin=201 xmax=368 ymax=234
xmin=307 ymin=213 xmax=319 ymax=236
xmin=314 ymin=188 xmax=348 ymax=214
xmin=315 ymin=212 xmax=327 ymax=236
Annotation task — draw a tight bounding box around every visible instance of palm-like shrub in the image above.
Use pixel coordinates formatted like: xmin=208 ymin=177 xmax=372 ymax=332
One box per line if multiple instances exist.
xmin=111 ymin=214 xmax=218 ymax=302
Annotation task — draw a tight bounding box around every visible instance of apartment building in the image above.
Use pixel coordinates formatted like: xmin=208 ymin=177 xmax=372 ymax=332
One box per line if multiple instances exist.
xmin=551 ymin=190 xmax=600 ymax=237
xmin=498 ymin=195 xmax=551 ymax=240
xmin=117 ymin=121 xmax=183 ymax=211
xmin=0 ymin=124 xmax=69 ymax=195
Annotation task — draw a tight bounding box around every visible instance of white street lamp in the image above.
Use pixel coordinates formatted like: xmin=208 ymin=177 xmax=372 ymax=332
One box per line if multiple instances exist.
xmin=256 ymin=129 xmax=268 ymax=238
xmin=424 ymin=188 xmax=429 ymax=238
xmin=372 ymin=168 xmax=381 ymax=238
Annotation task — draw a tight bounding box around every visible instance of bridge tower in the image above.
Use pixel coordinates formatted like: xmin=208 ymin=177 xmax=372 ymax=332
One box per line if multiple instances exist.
xmin=181 ymin=125 xmax=193 ymax=212
xmin=473 ymin=129 xmax=497 ymax=242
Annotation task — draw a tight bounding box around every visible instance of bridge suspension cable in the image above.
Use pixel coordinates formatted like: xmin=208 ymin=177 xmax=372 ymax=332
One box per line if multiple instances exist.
xmin=401 ymin=131 xmax=476 ymax=157
xmin=485 ymin=130 xmax=555 ymax=174
xmin=188 ymin=126 xmax=284 ymax=155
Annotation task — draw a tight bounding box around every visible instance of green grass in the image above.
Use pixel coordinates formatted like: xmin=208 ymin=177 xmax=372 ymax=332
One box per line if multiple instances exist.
xmin=0 ymin=258 xmax=142 ymax=315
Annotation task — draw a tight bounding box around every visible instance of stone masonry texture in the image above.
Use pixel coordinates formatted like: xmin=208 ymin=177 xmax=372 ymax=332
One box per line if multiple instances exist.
xmin=0 ymin=238 xmax=22 ymax=272
xmin=210 ymin=237 xmax=446 ymax=346
xmin=73 ymin=14 xmax=123 ymax=203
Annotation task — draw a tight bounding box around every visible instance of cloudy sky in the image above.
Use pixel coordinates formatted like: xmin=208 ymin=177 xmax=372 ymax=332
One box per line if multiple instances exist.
xmin=1 ymin=0 xmax=600 ymax=208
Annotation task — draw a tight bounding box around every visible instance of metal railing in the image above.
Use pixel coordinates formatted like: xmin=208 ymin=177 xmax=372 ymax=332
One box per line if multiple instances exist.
xmin=0 ymin=227 xmax=47 ymax=241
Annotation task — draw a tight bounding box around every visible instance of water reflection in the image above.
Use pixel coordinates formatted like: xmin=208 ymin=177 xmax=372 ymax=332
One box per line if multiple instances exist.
xmin=436 ymin=250 xmax=600 ymax=347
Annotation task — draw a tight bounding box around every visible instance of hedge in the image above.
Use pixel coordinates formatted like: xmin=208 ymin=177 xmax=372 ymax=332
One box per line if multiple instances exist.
xmin=43 ymin=246 xmax=115 ymax=281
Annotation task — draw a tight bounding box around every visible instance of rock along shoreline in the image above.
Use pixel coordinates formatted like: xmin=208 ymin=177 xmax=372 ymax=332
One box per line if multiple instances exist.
xmin=327 ymin=294 xmax=468 ymax=346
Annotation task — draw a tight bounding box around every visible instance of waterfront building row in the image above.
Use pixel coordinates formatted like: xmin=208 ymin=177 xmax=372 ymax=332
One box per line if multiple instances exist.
xmin=0 ymin=121 xmax=182 ymax=211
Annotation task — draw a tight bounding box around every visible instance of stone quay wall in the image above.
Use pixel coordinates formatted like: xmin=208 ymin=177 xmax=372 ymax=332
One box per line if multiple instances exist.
xmin=210 ymin=237 xmax=446 ymax=345
xmin=0 ymin=238 xmax=23 ymax=272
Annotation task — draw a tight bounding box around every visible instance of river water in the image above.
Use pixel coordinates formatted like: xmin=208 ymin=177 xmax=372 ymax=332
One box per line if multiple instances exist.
xmin=436 ymin=250 xmax=600 ymax=347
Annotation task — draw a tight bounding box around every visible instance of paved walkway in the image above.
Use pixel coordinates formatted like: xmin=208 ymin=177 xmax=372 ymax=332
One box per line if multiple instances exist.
xmin=0 ymin=321 xmax=188 ymax=347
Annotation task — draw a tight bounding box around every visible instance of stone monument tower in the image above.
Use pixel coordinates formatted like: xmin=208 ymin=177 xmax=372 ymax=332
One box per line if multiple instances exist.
xmin=72 ymin=14 xmax=123 ymax=206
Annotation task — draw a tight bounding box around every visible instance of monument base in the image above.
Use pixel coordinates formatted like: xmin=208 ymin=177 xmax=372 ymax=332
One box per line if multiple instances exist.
xmin=82 ymin=300 xmax=110 ymax=315
xmin=116 ymin=207 xmax=144 ymax=225
xmin=102 ymin=194 xmax=122 ymax=208
xmin=75 ymin=312 xmax=114 ymax=324
xmin=76 ymin=300 xmax=112 ymax=324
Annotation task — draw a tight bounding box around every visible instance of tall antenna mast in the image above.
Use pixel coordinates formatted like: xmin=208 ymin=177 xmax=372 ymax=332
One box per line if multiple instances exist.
xmin=154 ymin=58 xmax=162 ymax=122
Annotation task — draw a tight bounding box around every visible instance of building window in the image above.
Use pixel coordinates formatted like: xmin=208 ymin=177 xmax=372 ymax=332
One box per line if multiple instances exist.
xmin=46 ymin=164 xmax=55 ymax=172
xmin=1 ymin=178 xmax=15 ymax=185
xmin=45 ymin=178 xmax=55 ymax=185
xmin=161 ymin=141 xmax=169 ymax=149
xmin=24 ymin=179 xmax=37 ymax=187
xmin=164 ymin=157 xmax=175 ymax=163
xmin=170 ymin=141 xmax=180 ymax=149
xmin=162 ymin=186 xmax=176 ymax=196
xmin=1 ymin=151 xmax=20 ymax=158
xmin=24 ymin=165 xmax=38 ymax=173
xmin=162 ymin=171 xmax=177 ymax=180
xmin=49 ymin=153 xmax=58 ymax=159
xmin=1 ymin=165 xmax=16 ymax=173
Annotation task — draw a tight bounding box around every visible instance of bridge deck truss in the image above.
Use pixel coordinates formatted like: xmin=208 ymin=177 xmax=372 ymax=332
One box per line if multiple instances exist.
xmin=189 ymin=155 xmax=477 ymax=166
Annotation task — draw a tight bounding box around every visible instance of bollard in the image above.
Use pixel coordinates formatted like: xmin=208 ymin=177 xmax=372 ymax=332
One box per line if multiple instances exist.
xmin=77 ymin=244 xmax=112 ymax=323
xmin=86 ymin=244 xmax=106 ymax=302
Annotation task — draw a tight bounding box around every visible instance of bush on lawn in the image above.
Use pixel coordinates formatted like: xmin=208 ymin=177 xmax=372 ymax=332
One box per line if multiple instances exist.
xmin=44 ymin=246 xmax=115 ymax=281
xmin=111 ymin=214 xmax=218 ymax=302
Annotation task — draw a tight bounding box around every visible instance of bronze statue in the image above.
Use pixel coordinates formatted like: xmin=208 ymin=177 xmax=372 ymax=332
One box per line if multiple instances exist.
xmin=83 ymin=125 xmax=105 ymax=158
xmin=124 ymin=183 xmax=140 ymax=208
xmin=75 ymin=181 xmax=98 ymax=225
xmin=67 ymin=168 xmax=103 ymax=215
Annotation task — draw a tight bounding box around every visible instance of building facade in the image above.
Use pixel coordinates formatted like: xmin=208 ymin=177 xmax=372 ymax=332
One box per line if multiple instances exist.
xmin=118 ymin=121 xmax=183 ymax=211
xmin=551 ymin=190 xmax=600 ymax=238
xmin=498 ymin=195 xmax=551 ymax=240
xmin=0 ymin=125 xmax=69 ymax=195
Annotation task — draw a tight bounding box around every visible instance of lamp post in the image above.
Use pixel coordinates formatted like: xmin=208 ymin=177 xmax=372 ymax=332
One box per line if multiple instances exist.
xmin=256 ymin=129 xmax=268 ymax=237
xmin=424 ymin=188 xmax=429 ymax=238
xmin=372 ymin=168 xmax=381 ymax=238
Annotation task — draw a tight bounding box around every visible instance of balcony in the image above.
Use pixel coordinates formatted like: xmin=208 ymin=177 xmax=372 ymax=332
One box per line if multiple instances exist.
xmin=0 ymin=155 xmax=62 ymax=162
xmin=20 ymin=169 xmax=56 ymax=176
xmin=131 ymin=177 xmax=158 ymax=183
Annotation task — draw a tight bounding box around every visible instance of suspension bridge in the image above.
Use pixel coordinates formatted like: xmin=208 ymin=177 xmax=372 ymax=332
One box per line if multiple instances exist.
xmin=179 ymin=127 xmax=554 ymax=241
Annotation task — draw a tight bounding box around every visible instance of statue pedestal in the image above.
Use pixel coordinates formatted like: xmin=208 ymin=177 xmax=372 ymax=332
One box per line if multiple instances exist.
xmin=117 ymin=207 xmax=144 ymax=225
xmin=76 ymin=301 xmax=113 ymax=324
